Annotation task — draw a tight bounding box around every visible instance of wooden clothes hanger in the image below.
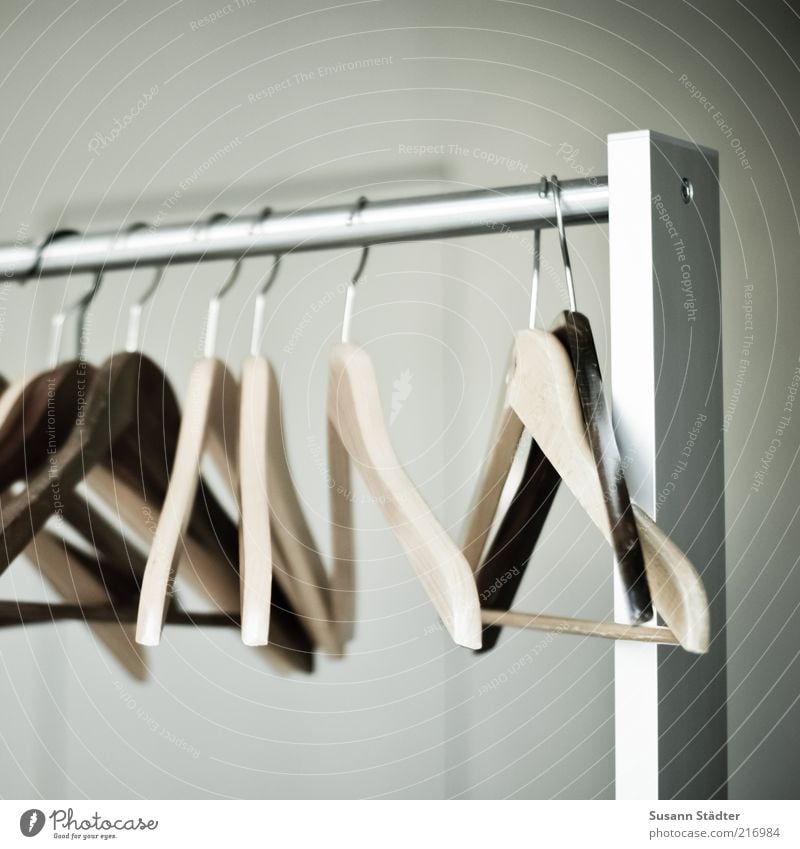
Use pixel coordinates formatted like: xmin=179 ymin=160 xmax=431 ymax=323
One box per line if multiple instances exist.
xmin=98 ymin=244 xmax=283 ymax=650
xmin=468 ymin=178 xmax=708 ymax=653
xmin=135 ymin=217 xmax=315 ymax=669
xmin=469 ymin=179 xmax=651 ymax=639
xmin=136 ymin=221 xmax=260 ymax=647
xmin=242 ymin=244 xmax=340 ymax=654
xmin=327 ymin=205 xmax=483 ymax=649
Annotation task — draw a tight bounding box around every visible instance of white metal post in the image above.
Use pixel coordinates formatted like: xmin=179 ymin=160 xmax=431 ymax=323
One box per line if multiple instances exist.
xmin=609 ymin=131 xmax=727 ymax=799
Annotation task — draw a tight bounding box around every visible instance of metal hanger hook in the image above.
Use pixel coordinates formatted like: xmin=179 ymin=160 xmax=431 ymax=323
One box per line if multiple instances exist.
xmin=125 ymin=222 xmax=166 ymax=352
xmin=341 ymin=196 xmax=369 ymax=344
xmin=202 ymin=212 xmax=245 ymax=359
xmin=250 ymin=207 xmax=282 ymax=355
xmin=549 ymin=175 xmax=578 ymax=312
xmin=527 ymin=177 xmax=550 ymax=329
xmin=44 ymin=229 xmax=107 ymax=368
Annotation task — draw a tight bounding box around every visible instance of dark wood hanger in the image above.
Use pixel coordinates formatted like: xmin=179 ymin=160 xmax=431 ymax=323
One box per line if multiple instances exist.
xmin=552 ymin=310 xmax=652 ymax=623
xmin=474 ymin=438 xmax=560 ymax=651
xmin=0 ymin=371 xmax=148 ymax=678
xmin=0 ymin=359 xmax=155 ymax=599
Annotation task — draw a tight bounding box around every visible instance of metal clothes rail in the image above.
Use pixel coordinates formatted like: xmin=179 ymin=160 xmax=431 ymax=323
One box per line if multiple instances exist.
xmin=0 ymin=178 xmax=607 ymax=280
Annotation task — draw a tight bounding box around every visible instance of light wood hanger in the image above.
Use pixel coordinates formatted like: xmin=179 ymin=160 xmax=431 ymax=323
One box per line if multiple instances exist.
xmin=327 ymin=214 xmax=482 ymax=649
xmin=136 ymin=238 xmax=249 ymax=646
xmin=462 ymin=225 xmax=559 ymax=552
xmin=107 ymin=240 xmax=313 ymax=671
xmin=111 ymin=249 xmax=290 ymax=653
xmin=244 ymin=247 xmax=340 ymax=654
xmin=136 ymin=228 xmax=320 ymax=664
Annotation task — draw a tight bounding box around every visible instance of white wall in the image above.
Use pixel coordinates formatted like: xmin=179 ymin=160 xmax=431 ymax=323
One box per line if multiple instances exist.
xmin=0 ymin=0 xmax=797 ymax=799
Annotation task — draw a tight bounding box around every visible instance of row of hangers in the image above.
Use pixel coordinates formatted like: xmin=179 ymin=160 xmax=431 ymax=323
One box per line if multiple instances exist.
xmin=0 ymin=177 xmax=709 ymax=680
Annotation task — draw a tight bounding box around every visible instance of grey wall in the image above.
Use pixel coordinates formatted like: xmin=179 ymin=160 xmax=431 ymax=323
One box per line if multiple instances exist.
xmin=0 ymin=0 xmax=797 ymax=799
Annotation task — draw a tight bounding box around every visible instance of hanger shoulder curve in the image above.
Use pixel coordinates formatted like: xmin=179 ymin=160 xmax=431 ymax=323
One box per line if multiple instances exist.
xmin=328 ymin=343 xmax=482 ymax=649
xmin=507 ymin=329 xmax=604 ymax=523
xmin=553 ymin=311 xmax=651 ymax=622
xmin=137 ymin=357 xmax=236 ymax=645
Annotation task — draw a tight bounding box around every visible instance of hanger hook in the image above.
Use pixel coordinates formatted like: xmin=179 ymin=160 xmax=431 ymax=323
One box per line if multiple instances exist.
xmin=250 ymin=207 xmax=282 ymax=355
xmin=341 ymin=196 xmax=369 ymax=344
xmin=45 ymin=229 xmax=107 ymax=368
xmin=549 ymin=175 xmax=577 ymax=312
xmin=203 ymin=212 xmax=245 ymax=359
xmin=528 ymin=178 xmax=549 ymax=329
xmin=125 ymin=222 xmax=166 ymax=352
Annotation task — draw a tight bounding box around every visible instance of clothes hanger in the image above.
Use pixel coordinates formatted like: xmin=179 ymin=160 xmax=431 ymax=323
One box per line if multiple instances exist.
xmin=327 ymin=199 xmax=482 ymax=649
xmin=83 ymin=228 xmax=276 ymax=628
xmin=489 ymin=328 xmax=709 ymax=652
xmin=241 ymin=230 xmax=340 ymax=653
xmin=137 ymin=214 xmax=314 ymax=660
xmin=106 ymin=221 xmax=313 ymax=669
xmin=469 ymin=224 xmax=562 ymax=652
xmin=475 ymin=179 xmax=709 ymax=653
xmin=469 ymin=181 xmax=651 ymax=651
xmin=135 ymin=214 xmax=248 ymax=645
xmin=461 ymin=184 xmax=550 ymax=577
